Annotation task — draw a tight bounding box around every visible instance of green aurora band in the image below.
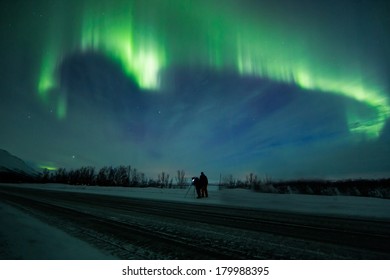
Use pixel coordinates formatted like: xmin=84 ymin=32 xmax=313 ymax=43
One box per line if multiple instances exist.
xmin=37 ymin=0 xmax=390 ymax=138
xmin=80 ymin=1 xmax=166 ymax=90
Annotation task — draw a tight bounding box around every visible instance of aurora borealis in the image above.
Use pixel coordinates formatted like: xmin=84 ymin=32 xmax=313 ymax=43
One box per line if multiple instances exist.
xmin=1 ymin=0 xmax=389 ymax=180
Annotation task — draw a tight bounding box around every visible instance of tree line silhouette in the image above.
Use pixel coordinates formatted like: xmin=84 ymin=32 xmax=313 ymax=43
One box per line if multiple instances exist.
xmin=1 ymin=167 xmax=389 ymax=198
xmin=39 ymin=166 xmax=188 ymax=188
xmin=219 ymin=173 xmax=390 ymax=199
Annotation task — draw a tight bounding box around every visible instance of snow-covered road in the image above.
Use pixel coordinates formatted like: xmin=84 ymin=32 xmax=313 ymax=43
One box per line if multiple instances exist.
xmin=0 ymin=184 xmax=389 ymax=259
xmin=0 ymin=201 xmax=117 ymax=259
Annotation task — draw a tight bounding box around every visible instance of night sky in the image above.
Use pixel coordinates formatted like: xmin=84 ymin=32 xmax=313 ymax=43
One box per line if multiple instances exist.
xmin=1 ymin=0 xmax=389 ymax=181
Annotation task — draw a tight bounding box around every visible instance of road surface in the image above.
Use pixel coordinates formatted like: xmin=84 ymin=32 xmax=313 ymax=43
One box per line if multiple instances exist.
xmin=0 ymin=185 xmax=389 ymax=259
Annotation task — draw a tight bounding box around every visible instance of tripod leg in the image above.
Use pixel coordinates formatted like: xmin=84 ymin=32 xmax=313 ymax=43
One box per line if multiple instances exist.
xmin=184 ymin=185 xmax=192 ymax=197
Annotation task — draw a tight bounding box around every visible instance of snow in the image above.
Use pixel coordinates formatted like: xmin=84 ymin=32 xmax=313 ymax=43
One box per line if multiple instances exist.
xmin=0 ymin=149 xmax=36 ymax=175
xmin=0 ymin=202 xmax=117 ymax=260
xmin=0 ymin=183 xmax=389 ymax=260
xmin=4 ymin=183 xmax=390 ymax=219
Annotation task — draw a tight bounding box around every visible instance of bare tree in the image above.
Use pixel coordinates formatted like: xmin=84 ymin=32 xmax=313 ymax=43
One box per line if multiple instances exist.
xmin=158 ymin=171 xmax=170 ymax=188
xmin=175 ymin=169 xmax=187 ymax=188
xmin=222 ymin=174 xmax=236 ymax=188
xmin=245 ymin=173 xmax=258 ymax=189
xmin=41 ymin=168 xmax=50 ymax=183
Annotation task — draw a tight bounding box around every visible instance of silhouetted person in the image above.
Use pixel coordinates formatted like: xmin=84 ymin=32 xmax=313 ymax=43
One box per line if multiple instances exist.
xmin=199 ymin=172 xmax=208 ymax=198
xmin=192 ymin=177 xmax=201 ymax=198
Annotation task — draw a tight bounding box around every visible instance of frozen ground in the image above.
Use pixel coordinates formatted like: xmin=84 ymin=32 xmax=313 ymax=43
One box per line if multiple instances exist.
xmin=4 ymin=183 xmax=390 ymax=219
xmin=0 ymin=201 xmax=117 ymax=259
xmin=0 ymin=183 xmax=389 ymax=259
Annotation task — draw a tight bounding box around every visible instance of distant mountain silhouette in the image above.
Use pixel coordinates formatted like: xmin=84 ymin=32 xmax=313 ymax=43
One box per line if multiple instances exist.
xmin=0 ymin=149 xmax=38 ymax=182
